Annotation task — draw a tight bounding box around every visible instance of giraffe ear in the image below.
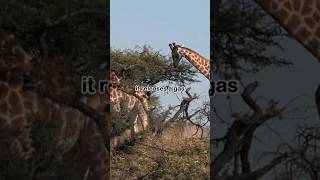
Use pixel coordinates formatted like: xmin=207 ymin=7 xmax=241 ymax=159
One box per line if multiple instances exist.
xmin=169 ymin=44 xmax=173 ymax=50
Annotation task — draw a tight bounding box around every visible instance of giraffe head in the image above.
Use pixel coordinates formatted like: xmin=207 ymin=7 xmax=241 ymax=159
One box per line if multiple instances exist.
xmin=169 ymin=42 xmax=184 ymax=68
xmin=169 ymin=42 xmax=210 ymax=79
xmin=110 ymin=71 xmax=121 ymax=85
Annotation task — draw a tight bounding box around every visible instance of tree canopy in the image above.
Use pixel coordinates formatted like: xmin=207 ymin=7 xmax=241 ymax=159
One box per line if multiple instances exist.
xmin=111 ymin=46 xmax=199 ymax=87
xmin=0 ymin=0 xmax=108 ymax=79
xmin=214 ymin=0 xmax=293 ymax=81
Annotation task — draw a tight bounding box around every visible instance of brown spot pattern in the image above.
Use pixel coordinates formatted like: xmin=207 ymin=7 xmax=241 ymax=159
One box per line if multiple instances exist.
xmin=293 ymin=0 xmax=301 ymax=12
xmin=297 ymin=27 xmax=311 ymax=38
xmin=271 ymin=1 xmax=279 ymax=10
xmin=8 ymin=91 xmax=23 ymax=117
xmin=22 ymin=91 xmax=34 ymax=110
xmin=0 ymin=82 xmax=9 ymax=99
xmin=305 ymin=17 xmax=315 ymax=29
xmin=313 ymin=11 xmax=320 ymax=22
xmin=288 ymin=14 xmax=301 ymax=30
xmin=310 ymin=39 xmax=320 ymax=52
xmin=11 ymin=116 xmax=25 ymax=130
xmin=302 ymin=0 xmax=313 ymax=15
xmin=276 ymin=9 xmax=289 ymax=21
xmin=283 ymin=1 xmax=292 ymax=10
xmin=316 ymin=27 xmax=320 ymax=39
xmin=0 ymin=101 xmax=9 ymax=116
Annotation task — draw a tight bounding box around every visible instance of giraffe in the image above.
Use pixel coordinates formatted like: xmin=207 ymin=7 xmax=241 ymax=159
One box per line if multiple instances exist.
xmin=256 ymin=0 xmax=320 ymax=62
xmin=36 ymin=59 xmax=150 ymax=149
xmin=169 ymin=1 xmax=320 ymax=78
xmin=254 ymin=0 xmax=320 ymax=121
xmin=169 ymin=2 xmax=320 ymax=178
xmin=0 ymin=31 xmax=109 ymax=180
xmin=109 ymin=71 xmax=149 ymax=147
xmin=169 ymin=42 xmax=210 ymax=80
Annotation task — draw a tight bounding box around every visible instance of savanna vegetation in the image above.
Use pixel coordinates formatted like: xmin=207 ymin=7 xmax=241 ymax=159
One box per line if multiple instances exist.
xmin=110 ymin=46 xmax=211 ymax=179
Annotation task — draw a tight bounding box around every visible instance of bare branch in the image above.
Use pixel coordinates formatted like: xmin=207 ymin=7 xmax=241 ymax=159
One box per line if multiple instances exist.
xmin=212 ymin=81 xmax=286 ymax=179
xmin=316 ymin=84 xmax=320 ymax=119
xmin=241 ymin=81 xmax=262 ymax=114
xmin=226 ymin=153 xmax=288 ymax=180
xmin=24 ymin=85 xmax=109 ymax=148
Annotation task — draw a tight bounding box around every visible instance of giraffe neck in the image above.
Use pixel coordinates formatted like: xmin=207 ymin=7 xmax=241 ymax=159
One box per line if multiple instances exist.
xmin=179 ymin=47 xmax=210 ymax=79
xmin=257 ymin=0 xmax=320 ymax=62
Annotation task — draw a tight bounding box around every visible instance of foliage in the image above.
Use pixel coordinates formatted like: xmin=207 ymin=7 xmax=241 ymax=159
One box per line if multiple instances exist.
xmin=274 ymin=125 xmax=320 ymax=180
xmin=0 ymin=1 xmax=108 ymax=179
xmin=0 ymin=113 xmax=74 ymax=179
xmin=0 ymin=0 xmax=108 ymax=79
xmin=111 ymin=46 xmax=199 ymax=86
xmin=214 ymin=0 xmax=293 ymax=81
xmin=110 ymin=99 xmax=138 ymax=137
xmin=110 ymin=102 xmax=129 ymax=137
xmin=110 ymin=45 xmax=202 ymax=144
xmin=147 ymin=103 xmax=172 ymax=134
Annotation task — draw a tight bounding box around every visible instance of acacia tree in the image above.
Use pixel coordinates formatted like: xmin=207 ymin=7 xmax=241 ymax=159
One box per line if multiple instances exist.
xmin=213 ymin=0 xmax=291 ymax=83
xmin=211 ymin=0 xmax=319 ymax=179
xmin=111 ymin=46 xmax=198 ymax=86
xmin=110 ymin=47 xmax=201 ymax=138
xmin=0 ymin=1 xmax=109 ymax=179
xmin=110 ymin=48 xmax=210 ymax=179
xmin=274 ymin=126 xmax=320 ymax=180
xmin=0 ymin=0 xmax=108 ymax=79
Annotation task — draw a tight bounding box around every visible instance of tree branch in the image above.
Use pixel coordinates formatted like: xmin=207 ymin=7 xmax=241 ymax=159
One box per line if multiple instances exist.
xmin=226 ymin=153 xmax=288 ymax=180
xmin=316 ymin=84 xmax=320 ymax=119
xmin=212 ymin=81 xmax=286 ymax=179
xmin=241 ymin=81 xmax=262 ymax=114
xmin=24 ymin=85 xmax=109 ymax=148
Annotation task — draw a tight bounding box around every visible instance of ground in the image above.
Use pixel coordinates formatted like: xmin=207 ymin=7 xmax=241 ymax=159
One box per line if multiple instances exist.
xmin=111 ymin=124 xmax=210 ymax=179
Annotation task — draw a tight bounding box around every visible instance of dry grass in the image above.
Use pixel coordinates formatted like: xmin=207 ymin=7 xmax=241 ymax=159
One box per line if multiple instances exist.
xmin=111 ymin=123 xmax=210 ymax=179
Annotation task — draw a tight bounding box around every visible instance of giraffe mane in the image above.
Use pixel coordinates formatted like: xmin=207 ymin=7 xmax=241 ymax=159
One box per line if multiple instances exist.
xmin=178 ymin=45 xmax=209 ymax=62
